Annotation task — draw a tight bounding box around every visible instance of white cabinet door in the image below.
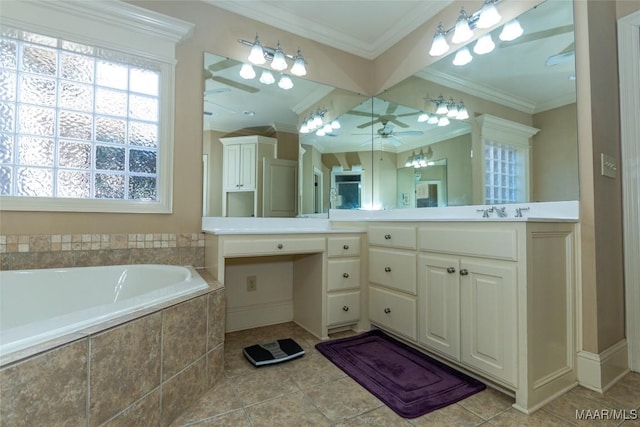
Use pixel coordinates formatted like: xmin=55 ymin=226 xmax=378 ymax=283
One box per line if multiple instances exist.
xmin=460 ymin=258 xmax=517 ymax=386
xmin=223 ymin=144 xmax=242 ymax=191
xmin=418 ymin=254 xmax=461 ymax=361
xmin=239 ymin=143 xmax=256 ymax=190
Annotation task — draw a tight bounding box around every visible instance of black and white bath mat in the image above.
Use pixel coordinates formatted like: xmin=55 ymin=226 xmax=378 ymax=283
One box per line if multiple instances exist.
xmin=243 ymin=338 xmax=305 ymax=367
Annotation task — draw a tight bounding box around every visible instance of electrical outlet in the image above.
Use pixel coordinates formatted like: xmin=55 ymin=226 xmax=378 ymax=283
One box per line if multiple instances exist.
xmin=246 ymin=275 xmax=257 ymax=292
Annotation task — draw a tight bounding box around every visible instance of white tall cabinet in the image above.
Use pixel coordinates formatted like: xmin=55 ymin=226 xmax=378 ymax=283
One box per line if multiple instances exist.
xmin=220 ymin=136 xmax=276 ymax=217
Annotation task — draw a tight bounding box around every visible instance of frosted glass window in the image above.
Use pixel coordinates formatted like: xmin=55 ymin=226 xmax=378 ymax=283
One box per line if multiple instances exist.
xmin=484 ymin=141 xmax=519 ymax=204
xmin=0 ymin=26 xmax=162 ymax=202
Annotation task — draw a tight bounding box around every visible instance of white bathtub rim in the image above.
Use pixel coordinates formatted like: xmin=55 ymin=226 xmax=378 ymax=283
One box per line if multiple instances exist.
xmin=0 ymin=265 xmax=211 ymax=363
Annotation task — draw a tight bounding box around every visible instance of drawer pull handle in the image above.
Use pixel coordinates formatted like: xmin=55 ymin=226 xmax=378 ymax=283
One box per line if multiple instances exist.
xmin=447 ymin=267 xmax=456 ymax=274
xmin=384 ymin=234 xmax=391 ymax=240
xmin=343 ymin=244 xmax=349 ymax=250
xmin=384 ymin=267 xmax=391 ymax=272
xmin=277 ymin=244 xmax=283 ymax=249
xmin=384 ymin=307 xmax=391 ymax=314
xmin=343 ymin=306 xmax=349 ymax=312
xmin=343 ymin=273 xmax=349 ymax=278
xmin=460 ymin=269 xmax=469 ymax=276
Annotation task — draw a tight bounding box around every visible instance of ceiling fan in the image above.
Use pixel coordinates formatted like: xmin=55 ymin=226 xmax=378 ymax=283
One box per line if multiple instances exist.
xmin=203 ymin=68 xmax=259 ymax=94
xmin=498 ymin=24 xmax=575 ymax=67
xmin=357 ymin=121 xmax=423 ymax=147
xmin=348 ymin=101 xmax=419 ymax=129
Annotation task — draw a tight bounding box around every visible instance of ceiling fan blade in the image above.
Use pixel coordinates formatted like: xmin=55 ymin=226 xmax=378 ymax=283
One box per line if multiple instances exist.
xmin=357 ymin=118 xmax=383 ymax=129
xmin=396 ymin=111 xmax=419 ymax=118
xmin=360 ymin=137 xmax=378 ymax=146
xmin=394 ymin=130 xmax=423 ymax=136
xmin=207 ymin=58 xmax=239 ymax=72
xmin=388 ymin=118 xmax=409 ymax=128
xmin=385 ymin=102 xmax=398 ymax=115
xmin=209 ymin=76 xmax=260 ymax=93
xmin=204 ymin=99 xmax=237 ymax=114
xmin=545 ymin=51 xmax=575 ymax=66
xmin=348 ymin=110 xmax=379 ymax=118
xmin=387 ymin=136 xmax=403 ymax=147
xmin=499 ymin=25 xmax=574 ymax=48
xmin=204 ymin=88 xmax=231 ymax=96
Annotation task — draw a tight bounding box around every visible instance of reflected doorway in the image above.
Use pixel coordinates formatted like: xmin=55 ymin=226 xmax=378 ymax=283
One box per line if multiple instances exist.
xmin=313 ymin=168 xmax=323 ymax=214
xmin=331 ymin=169 xmax=362 ymax=209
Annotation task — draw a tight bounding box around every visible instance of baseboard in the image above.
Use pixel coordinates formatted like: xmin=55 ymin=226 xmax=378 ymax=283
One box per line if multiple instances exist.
xmin=577 ymin=340 xmax=629 ymax=393
xmin=226 ymin=300 xmax=293 ymax=332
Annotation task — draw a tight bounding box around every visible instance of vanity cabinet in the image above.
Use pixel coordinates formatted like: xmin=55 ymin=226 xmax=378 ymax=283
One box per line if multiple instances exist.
xmin=363 ymin=220 xmax=577 ymax=414
xmin=326 ymin=236 xmax=361 ymax=328
xmin=418 ymin=253 xmax=517 ymax=386
xmin=220 ymin=136 xmax=276 ymax=217
xmin=367 ymin=225 xmax=417 ymax=340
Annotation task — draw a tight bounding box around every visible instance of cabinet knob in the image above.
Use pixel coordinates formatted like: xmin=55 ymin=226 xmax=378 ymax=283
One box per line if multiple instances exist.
xmin=447 ymin=267 xmax=456 ymax=274
xmin=343 ymin=273 xmax=349 ymax=278
xmin=343 ymin=306 xmax=349 ymax=312
xmin=343 ymin=244 xmax=349 ymax=250
xmin=277 ymin=243 xmax=283 ymax=249
xmin=460 ymin=269 xmax=469 ymax=276
xmin=384 ymin=234 xmax=391 ymax=240
xmin=384 ymin=307 xmax=391 ymax=314
xmin=384 ymin=267 xmax=391 ymax=272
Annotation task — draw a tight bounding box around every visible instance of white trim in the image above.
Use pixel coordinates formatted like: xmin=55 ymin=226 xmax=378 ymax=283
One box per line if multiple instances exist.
xmin=618 ymin=9 xmax=640 ymax=373
xmin=577 ymin=340 xmax=629 ymax=393
xmin=226 ymin=300 xmax=294 ymax=332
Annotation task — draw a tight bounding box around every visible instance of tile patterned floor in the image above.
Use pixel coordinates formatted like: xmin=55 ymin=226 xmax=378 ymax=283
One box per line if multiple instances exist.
xmin=171 ymin=322 xmax=640 ymax=427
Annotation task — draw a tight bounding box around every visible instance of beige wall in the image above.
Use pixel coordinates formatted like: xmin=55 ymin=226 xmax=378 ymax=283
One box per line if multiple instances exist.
xmin=575 ymin=0 xmax=625 ymax=353
xmin=532 ymin=103 xmax=579 ymax=202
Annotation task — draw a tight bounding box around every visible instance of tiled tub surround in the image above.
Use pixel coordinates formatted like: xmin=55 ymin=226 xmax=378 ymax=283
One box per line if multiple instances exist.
xmin=0 ymin=270 xmax=225 ymax=427
xmin=0 ymin=232 xmax=205 ymax=271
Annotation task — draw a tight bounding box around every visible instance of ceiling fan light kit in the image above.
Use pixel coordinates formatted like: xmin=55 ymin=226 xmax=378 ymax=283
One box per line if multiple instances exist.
xmin=428 ymin=0 xmax=522 ymax=66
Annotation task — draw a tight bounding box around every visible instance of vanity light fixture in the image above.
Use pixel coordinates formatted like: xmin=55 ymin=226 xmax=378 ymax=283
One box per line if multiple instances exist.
xmin=259 ymin=69 xmax=275 ymax=85
xmin=452 ymin=47 xmax=473 ymax=66
xmin=417 ymin=112 xmax=429 ymax=122
xmin=499 ymin=18 xmax=524 ymax=41
xmin=239 ymin=35 xmax=307 ymax=76
xmin=239 ymin=63 xmax=256 ymax=79
xmin=473 ymin=34 xmax=495 ymax=55
xmin=438 ymin=116 xmax=450 ymax=127
xmin=456 ymin=101 xmax=470 ymax=120
xmin=405 ymin=147 xmax=433 ymax=168
xmin=277 ymin=74 xmax=293 ymax=90
xmin=422 ymin=95 xmax=469 ymax=126
xmin=476 ymin=0 xmax=502 ymax=29
xmin=330 ymin=119 xmax=341 ymax=129
xmin=452 ymin=8 xmax=473 ymax=44
xmin=428 ymin=24 xmax=450 ymax=56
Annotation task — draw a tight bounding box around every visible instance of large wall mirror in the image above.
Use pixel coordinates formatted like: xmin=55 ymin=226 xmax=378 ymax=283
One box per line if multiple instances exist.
xmin=203 ymin=0 xmax=578 ymax=217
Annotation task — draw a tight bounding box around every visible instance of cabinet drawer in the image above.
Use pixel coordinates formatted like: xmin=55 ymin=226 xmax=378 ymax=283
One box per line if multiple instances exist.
xmin=327 ymin=259 xmax=361 ymax=291
xmin=369 ymin=248 xmax=416 ymax=294
xmin=224 ymin=237 xmax=325 ymax=257
xmin=369 ymin=225 xmax=416 ymax=250
xmin=419 ymin=226 xmax=518 ymax=261
xmin=327 ymin=291 xmax=360 ymax=327
xmin=369 ymin=286 xmax=417 ymax=340
xmin=327 ymin=236 xmax=361 ymax=257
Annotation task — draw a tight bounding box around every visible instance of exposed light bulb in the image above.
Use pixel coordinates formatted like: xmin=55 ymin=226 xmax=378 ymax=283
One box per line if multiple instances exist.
xmin=499 ymin=18 xmax=524 ymax=41
xmin=477 ymin=1 xmax=501 ymax=29
xmin=239 ymin=63 xmax=256 ymax=79
xmin=417 ymin=112 xmax=429 ymax=122
xmin=331 ymin=119 xmax=341 ymax=129
xmin=248 ymin=35 xmax=266 ymax=65
xmin=438 ymin=116 xmax=450 ymax=127
xmin=271 ymin=42 xmax=288 ymax=71
xmin=452 ymin=47 xmax=473 ymax=66
xmin=259 ymin=69 xmax=275 ymax=85
xmin=278 ymin=74 xmax=293 ymax=90
xmin=429 ymin=24 xmax=450 ymax=57
xmin=473 ymin=34 xmax=495 ymax=55
xmin=290 ymin=50 xmax=307 ymax=76
xmin=452 ymin=9 xmax=473 ymax=44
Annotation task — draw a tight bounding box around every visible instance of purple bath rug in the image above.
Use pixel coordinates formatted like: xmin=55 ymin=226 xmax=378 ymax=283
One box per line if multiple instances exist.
xmin=315 ymin=329 xmax=485 ymax=418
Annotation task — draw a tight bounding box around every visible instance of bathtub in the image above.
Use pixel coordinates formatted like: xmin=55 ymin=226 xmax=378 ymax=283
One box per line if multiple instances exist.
xmin=0 ymin=264 xmax=209 ymax=358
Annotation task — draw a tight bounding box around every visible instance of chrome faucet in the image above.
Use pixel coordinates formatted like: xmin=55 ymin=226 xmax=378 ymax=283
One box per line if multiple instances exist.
xmin=476 ymin=207 xmax=494 ymax=218
xmin=515 ymin=207 xmax=530 ymax=218
xmin=493 ymin=206 xmax=507 ymax=218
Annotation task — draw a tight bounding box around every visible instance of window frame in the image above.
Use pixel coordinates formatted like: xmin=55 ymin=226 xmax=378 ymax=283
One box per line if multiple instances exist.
xmin=0 ymin=0 xmax=193 ymax=213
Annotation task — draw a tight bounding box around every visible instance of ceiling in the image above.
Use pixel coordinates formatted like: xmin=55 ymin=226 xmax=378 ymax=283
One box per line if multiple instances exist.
xmin=203 ymin=0 xmax=576 ymax=154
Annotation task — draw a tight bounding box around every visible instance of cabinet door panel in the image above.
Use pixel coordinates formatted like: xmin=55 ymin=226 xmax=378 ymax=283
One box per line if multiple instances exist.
xmin=223 ymin=144 xmax=242 ymax=190
xmin=460 ymin=259 xmax=517 ymax=386
xmin=240 ymin=143 xmax=256 ymax=189
xmin=418 ymin=254 xmax=460 ymax=360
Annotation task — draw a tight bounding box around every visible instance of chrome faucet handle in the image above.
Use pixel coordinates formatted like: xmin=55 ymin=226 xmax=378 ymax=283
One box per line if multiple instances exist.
xmin=494 ymin=206 xmax=507 ymax=217
xmin=515 ymin=207 xmax=530 ymax=217
xmin=476 ymin=207 xmax=493 ymax=218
